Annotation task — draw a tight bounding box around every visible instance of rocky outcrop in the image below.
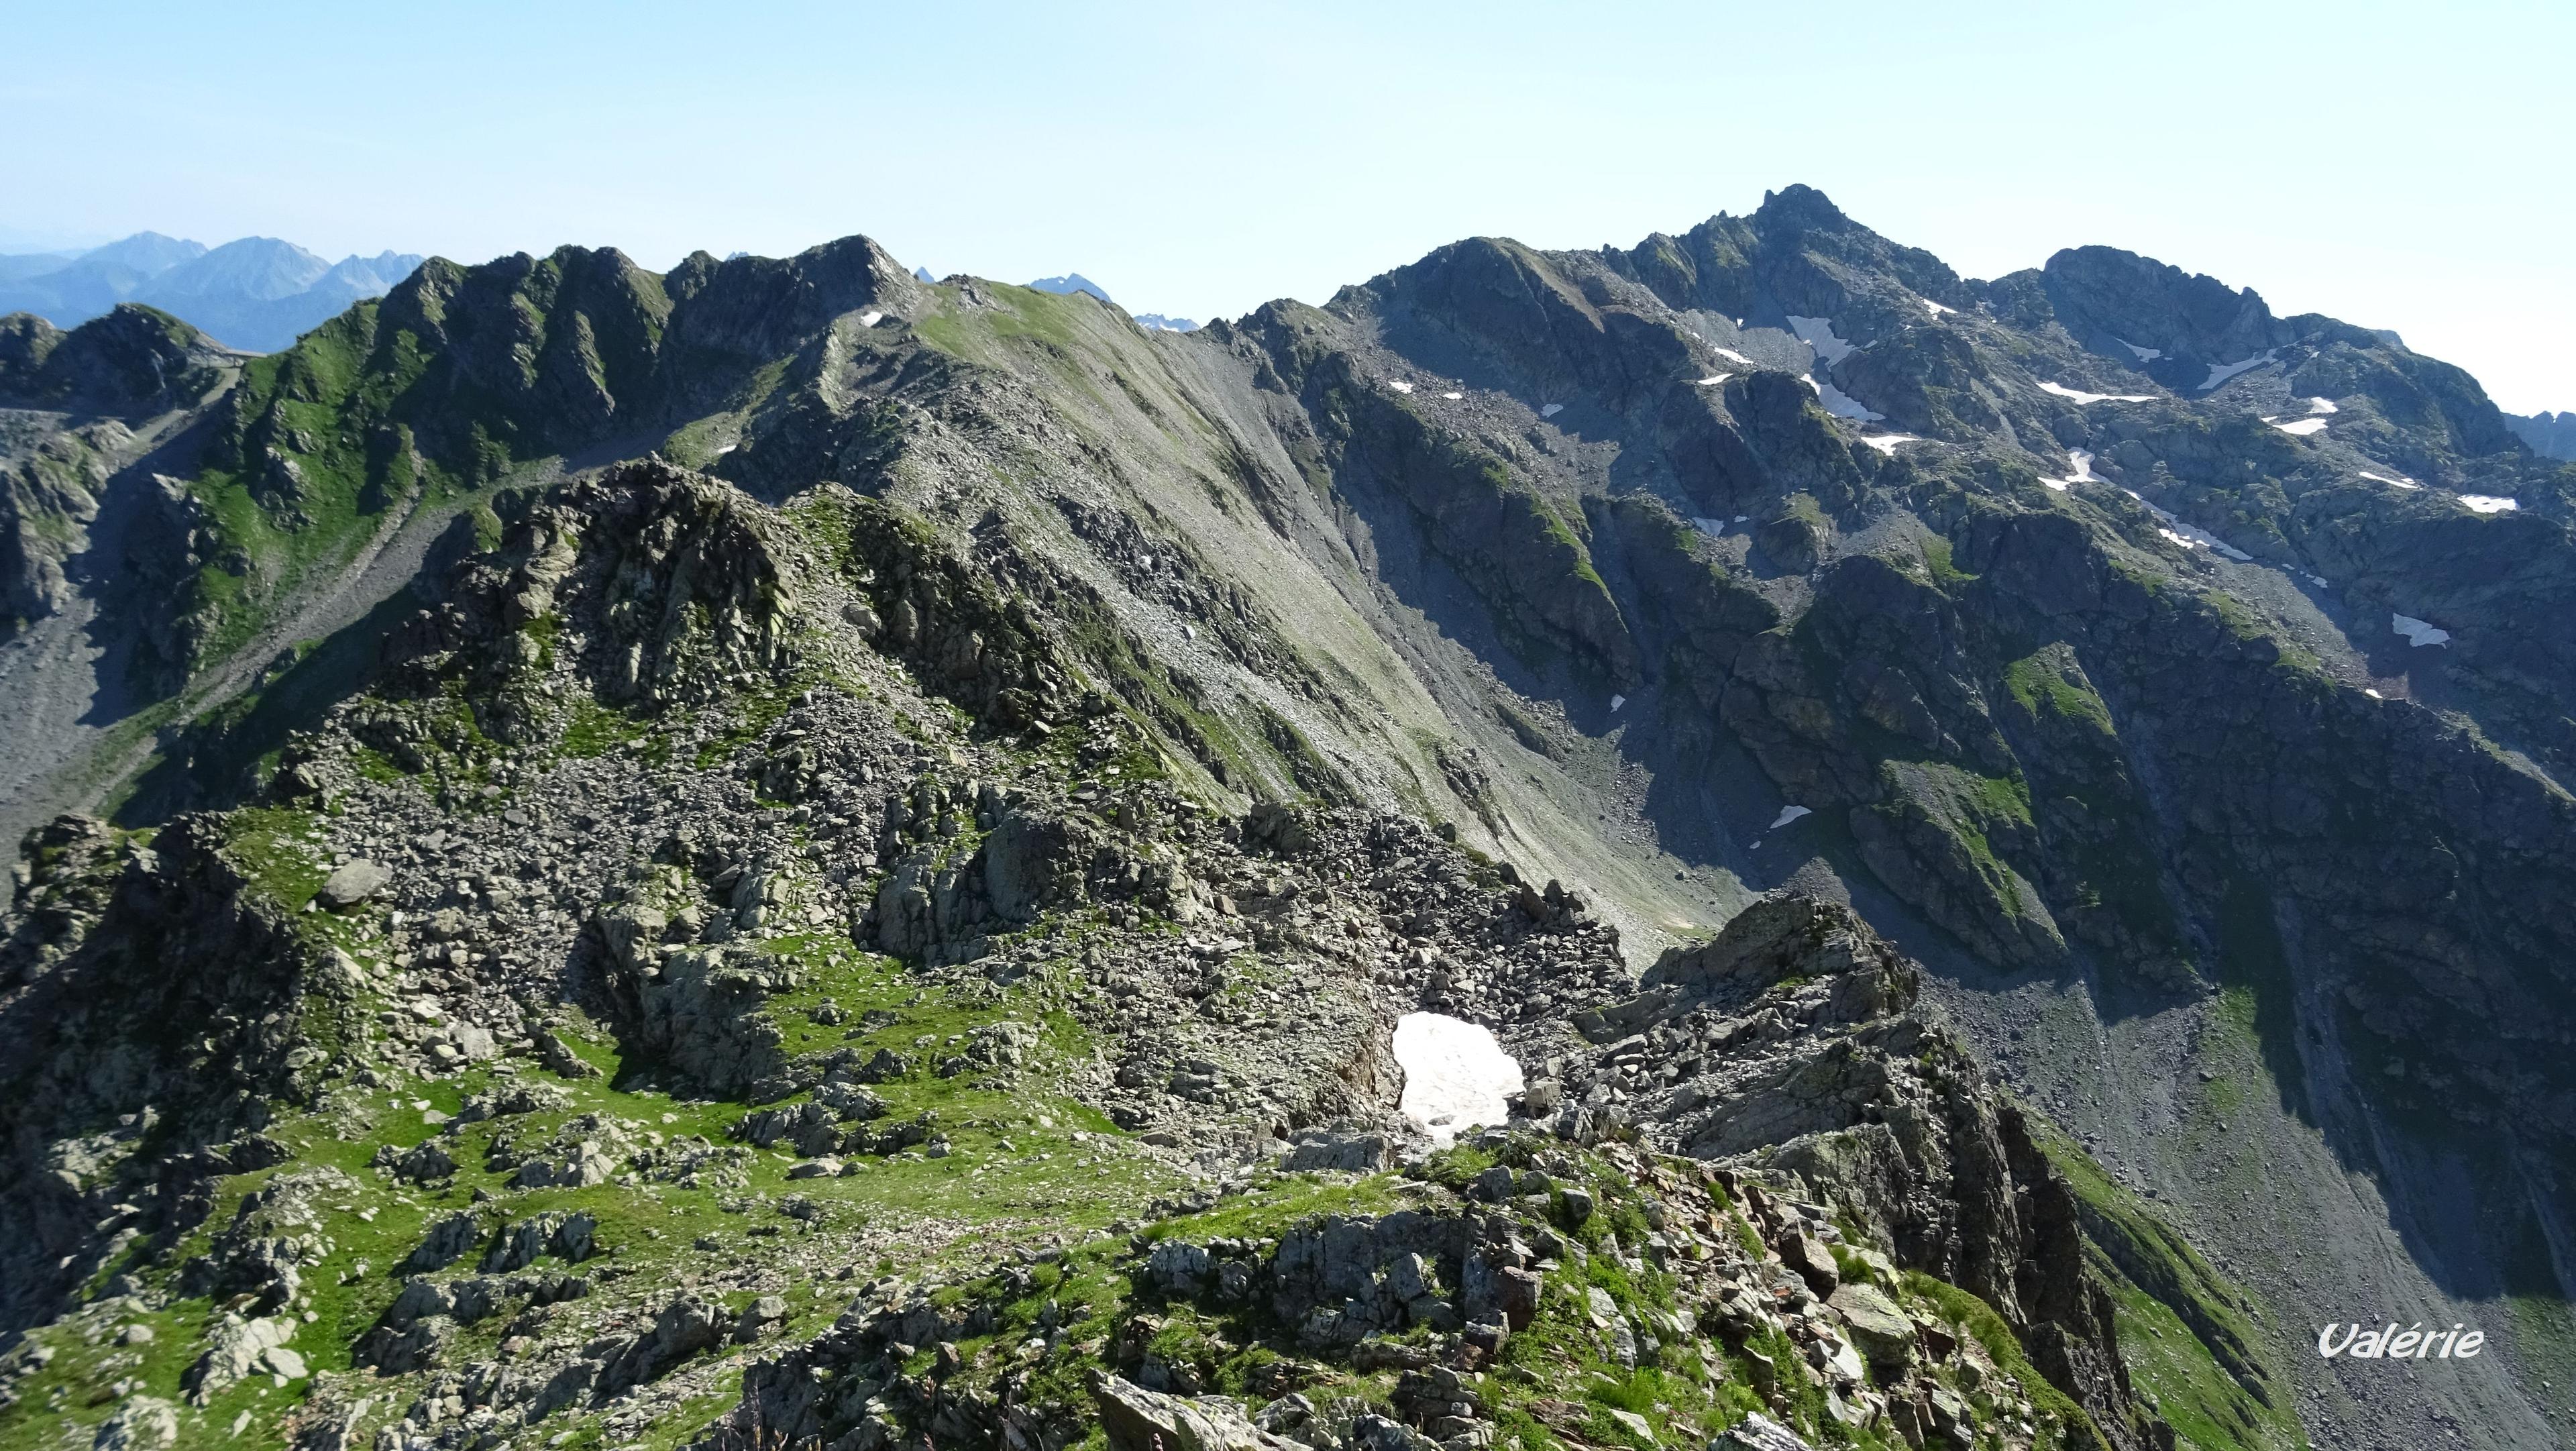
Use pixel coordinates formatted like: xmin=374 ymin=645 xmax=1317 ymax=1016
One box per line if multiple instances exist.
xmin=0 ymin=305 xmax=227 ymax=413
xmin=1576 ymin=892 xmax=2171 ymax=1451
xmin=0 ymin=814 xmax=350 ymax=1332
xmin=0 ymin=421 xmax=122 ymax=626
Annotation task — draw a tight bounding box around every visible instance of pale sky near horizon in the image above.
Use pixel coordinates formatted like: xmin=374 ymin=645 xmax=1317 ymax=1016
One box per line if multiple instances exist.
xmin=7 ymin=1 xmax=2571 ymax=411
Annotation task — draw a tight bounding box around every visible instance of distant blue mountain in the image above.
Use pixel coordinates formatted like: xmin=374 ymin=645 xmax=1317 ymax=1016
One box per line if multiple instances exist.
xmin=1027 ymin=275 xmax=1197 ymax=331
xmin=1026 ymin=273 xmax=1114 ymax=303
xmin=0 ymin=232 xmax=423 ymax=352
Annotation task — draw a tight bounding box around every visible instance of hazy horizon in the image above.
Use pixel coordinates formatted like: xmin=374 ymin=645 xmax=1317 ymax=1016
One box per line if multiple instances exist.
xmin=8 ymin=0 xmax=2570 ymax=411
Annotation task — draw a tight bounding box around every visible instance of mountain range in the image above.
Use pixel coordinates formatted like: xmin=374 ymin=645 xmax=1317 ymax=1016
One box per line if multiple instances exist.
xmin=1028 ymin=272 xmax=1199 ymax=331
xmin=1 ymin=186 xmax=2572 ymax=1451
xmin=0 ymin=232 xmax=425 ymax=353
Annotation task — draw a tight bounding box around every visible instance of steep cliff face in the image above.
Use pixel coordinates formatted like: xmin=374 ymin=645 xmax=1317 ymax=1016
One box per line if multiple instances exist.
xmin=0 ymin=189 xmax=2571 ymax=1449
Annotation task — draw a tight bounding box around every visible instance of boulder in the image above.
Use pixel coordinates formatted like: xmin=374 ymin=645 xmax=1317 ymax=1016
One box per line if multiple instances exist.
xmin=1709 ymin=1411 xmax=1814 ymax=1450
xmin=1283 ymin=1132 xmax=1392 ymax=1173
xmin=182 ymin=1314 xmax=294 ymax=1403
xmin=315 ymin=859 xmax=390 ymax=908
xmin=735 ymin=1294 xmax=789 ymax=1342
xmin=402 ymin=1212 xmax=483 ymax=1274
xmin=1825 ymin=1282 xmax=1914 ymax=1365
xmin=1093 ymin=1372 xmax=1303 ymax=1451
xmin=91 ymin=1396 xmax=178 ymax=1450
xmin=1778 ymin=1231 xmax=1839 ymax=1296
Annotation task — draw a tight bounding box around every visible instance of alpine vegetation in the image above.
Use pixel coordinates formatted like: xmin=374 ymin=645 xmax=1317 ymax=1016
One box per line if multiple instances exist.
xmin=2 ymin=184 xmax=2571 ymax=1451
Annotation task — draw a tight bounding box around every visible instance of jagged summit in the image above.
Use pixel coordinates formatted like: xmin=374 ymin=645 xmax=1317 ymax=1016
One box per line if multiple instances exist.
xmin=0 ymin=302 xmax=233 ymax=411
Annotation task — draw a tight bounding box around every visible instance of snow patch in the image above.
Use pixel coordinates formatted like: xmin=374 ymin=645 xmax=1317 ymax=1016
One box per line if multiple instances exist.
xmin=2040 ymin=380 xmax=2153 ymax=405
xmin=1786 ymin=316 xmax=1858 ymax=365
xmin=1610 ymin=694 xmax=1626 ymax=712
xmin=1922 ymin=298 xmax=1955 ymax=317
xmin=1861 ymin=434 xmax=1924 ymax=454
xmin=1691 ymin=517 xmax=1726 ymax=536
xmin=2307 ymin=396 xmax=2339 ymax=415
xmin=2365 ymin=688 xmax=2384 ymax=699
xmin=1385 ymin=379 xmax=1415 ymax=394
xmin=2269 ymin=417 xmax=2329 ymax=437
xmin=2392 ymin=614 xmax=2451 ymax=648
xmin=2126 ymin=489 xmax=2253 ymax=561
xmin=1711 ymin=346 xmax=1755 ymax=367
xmin=1695 ymin=374 xmax=1732 ymax=386
xmin=1816 ymin=380 xmax=1884 ymax=422
xmin=1768 ymin=805 xmax=1813 ymax=830
xmin=2459 ymin=494 xmax=2518 ymax=514
xmin=2041 ymin=449 xmax=2098 ymax=490
xmin=2359 ymin=471 xmax=2422 ymax=490
xmin=857 ymin=310 xmax=885 ymax=327
xmin=2117 ymin=338 xmax=2163 ymax=362
xmin=2198 ymin=351 xmax=2278 ymax=390
xmin=1442 ymin=391 xmax=1463 ymax=400
xmin=1394 ymin=1013 xmax=1523 ymax=1146
xmin=1541 ymin=402 xmax=1563 ymax=418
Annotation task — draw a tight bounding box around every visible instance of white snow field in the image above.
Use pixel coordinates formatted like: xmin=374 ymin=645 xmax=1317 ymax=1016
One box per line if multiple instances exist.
xmin=1394 ymin=1012 xmax=1523 ymax=1145
xmin=2199 ymin=351 xmax=2278 ymax=390
xmin=2125 ymin=489 xmax=2254 ymax=560
xmin=2042 ymin=449 xmax=2099 ymax=491
xmin=1815 ymin=379 xmax=1884 ymax=421
xmin=1786 ymin=315 xmax=1858 ymax=364
xmin=2040 ymin=380 xmax=2153 ymax=405
xmin=2392 ymin=614 xmax=2452 ymax=648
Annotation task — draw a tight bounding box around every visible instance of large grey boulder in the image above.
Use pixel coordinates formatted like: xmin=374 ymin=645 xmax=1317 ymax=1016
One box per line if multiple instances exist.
xmin=1825 ymin=1281 xmax=1915 ymax=1365
xmin=1093 ymin=1372 xmax=1302 ymax=1451
xmin=182 ymin=1314 xmax=294 ymax=1403
xmin=91 ymin=1395 xmax=178 ymax=1450
xmin=1709 ymin=1413 xmax=1814 ymax=1451
xmin=315 ymin=858 xmax=390 ymax=908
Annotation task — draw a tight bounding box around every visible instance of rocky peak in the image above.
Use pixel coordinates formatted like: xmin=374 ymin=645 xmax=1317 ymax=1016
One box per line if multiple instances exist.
xmin=2036 ymin=244 xmax=2287 ymax=372
xmin=0 ymin=303 xmax=227 ymax=412
xmin=663 ymin=233 xmax=924 ymax=369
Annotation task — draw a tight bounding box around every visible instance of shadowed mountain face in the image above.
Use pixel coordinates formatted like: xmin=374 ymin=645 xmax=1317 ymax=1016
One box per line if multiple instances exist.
xmin=1 ymin=187 xmax=2571 ymax=1450
xmin=2506 ymin=409 xmax=2576 ymax=460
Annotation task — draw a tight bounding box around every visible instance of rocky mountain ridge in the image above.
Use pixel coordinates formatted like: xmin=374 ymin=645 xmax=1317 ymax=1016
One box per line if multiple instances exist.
xmin=1 ymin=184 xmax=2571 ymax=1450
xmin=2504 ymin=409 xmax=2576 ymax=461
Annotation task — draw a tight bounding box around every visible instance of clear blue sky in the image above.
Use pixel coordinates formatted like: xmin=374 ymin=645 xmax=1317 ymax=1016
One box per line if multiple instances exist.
xmin=8 ymin=1 xmax=2571 ymax=410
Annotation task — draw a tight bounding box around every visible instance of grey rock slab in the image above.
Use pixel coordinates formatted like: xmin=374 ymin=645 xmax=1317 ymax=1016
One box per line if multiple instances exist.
xmin=315 ymin=858 xmax=391 ymax=908
xmin=1707 ymin=1412 xmax=1813 ymax=1451
xmin=1093 ymin=1372 xmax=1304 ymax=1451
